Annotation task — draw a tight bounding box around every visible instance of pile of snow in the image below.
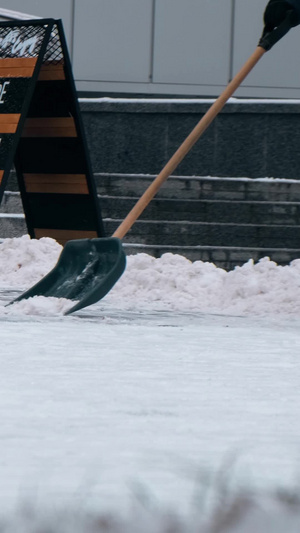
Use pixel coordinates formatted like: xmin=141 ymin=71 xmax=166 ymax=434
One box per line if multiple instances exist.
xmin=1 ymin=235 xmax=300 ymax=316
xmin=0 ymin=235 xmax=62 ymax=287
xmin=0 ymin=235 xmax=69 ymax=316
xmin=107 ymin=252 xmax=300 ymax=316
xmin=4 ymin=296 xmax=74 ymax=316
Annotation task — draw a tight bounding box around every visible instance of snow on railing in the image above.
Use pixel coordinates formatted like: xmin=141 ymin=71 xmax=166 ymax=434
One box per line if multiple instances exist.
xmin=0 ymin=8 xmax=40 ymax=21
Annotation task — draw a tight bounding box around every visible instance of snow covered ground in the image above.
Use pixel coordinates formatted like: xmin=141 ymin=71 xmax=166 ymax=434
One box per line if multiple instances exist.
xmin=0 ymin=235 xmax=300 ymax=532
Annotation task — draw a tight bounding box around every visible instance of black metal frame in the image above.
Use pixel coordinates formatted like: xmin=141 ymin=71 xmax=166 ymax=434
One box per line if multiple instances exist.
xmin=0 ymin=18 xmax=105 ymax=243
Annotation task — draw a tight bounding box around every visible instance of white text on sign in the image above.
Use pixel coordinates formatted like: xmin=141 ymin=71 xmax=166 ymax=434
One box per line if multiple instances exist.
xmin=0 ymin=81 xmax=10 ymax=104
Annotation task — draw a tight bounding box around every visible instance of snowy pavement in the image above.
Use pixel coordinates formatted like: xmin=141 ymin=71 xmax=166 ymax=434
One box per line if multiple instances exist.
xmin=0 ymin=236 xmax=300 ymax=525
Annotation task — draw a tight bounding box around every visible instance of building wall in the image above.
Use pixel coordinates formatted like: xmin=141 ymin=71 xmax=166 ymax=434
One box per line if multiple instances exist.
xmin=1 ymin=0 xmax=300 ymax=98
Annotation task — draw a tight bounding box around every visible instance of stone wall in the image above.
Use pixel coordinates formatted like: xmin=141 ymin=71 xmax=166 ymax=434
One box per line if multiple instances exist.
xmin=80 ymin=100 xmax=300 ymax=180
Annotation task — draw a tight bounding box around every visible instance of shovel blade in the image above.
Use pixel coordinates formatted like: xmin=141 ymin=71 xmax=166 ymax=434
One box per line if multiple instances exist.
xmin=9 ymin=237 xmax=126 ymax=314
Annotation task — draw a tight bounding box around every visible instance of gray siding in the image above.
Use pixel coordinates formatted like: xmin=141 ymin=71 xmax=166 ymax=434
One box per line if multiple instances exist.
xmin=1 ymin=0 xmax=300 ymax=98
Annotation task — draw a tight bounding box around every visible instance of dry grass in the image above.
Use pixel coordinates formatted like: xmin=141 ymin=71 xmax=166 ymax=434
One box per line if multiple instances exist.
xmin=0 ymin=487 xmax=300 ymax=533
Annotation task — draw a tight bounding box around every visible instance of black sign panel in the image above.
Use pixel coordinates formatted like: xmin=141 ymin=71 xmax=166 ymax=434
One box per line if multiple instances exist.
xmin=0 ymin=19 xmax=104 ymax=245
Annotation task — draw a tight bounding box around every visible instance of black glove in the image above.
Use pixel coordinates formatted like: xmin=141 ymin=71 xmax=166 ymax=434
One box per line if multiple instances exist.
xmin=259 ymin=1 xmax=300 ymax=50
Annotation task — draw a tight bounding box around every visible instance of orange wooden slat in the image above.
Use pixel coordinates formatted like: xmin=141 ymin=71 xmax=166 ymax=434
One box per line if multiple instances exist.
xmin=0 ymin=58 xmax=37 ymax=68
xmin=23 ymin=127 xmax=76 ymax=137
xmin=22 ymin=127 xmax=77 ymax=138
xmin=0 ymin=67 xmax=35 ymax=77
xmin=0 ymin=57 xmax=37 ymax=78
xmin=0 ymin=123 xmax=18 ymax=133
xmin=25 ymin=184 xmax=88 ymax=194
xmin=24 ymin=173 xmax=89 ymax=194
xmin=0 ymin=170 xmax=3 ymax=183
xmin=38 ymin=64 xmax=65 ymax=81
xmin=24 ymin=117 xmax=75 ymax=128
xmin=24 ymin=173 xmax=87 ymax=183
xmin=34 ymin=229 xmax=98 ymax=246
xmin=0 ymin=114 xmax=20 ymax=133
xmin=22 ymin=117 xmax=77 ymax=138
xmin=0 ymin=113 xmax=20 ymax=123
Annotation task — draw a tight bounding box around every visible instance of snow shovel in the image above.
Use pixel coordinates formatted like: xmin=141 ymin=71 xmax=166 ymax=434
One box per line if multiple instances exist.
xmin=9 ymin=237 xmax=127 ymax=314
xmin=9 ymin=46 xmax=266 ymax=315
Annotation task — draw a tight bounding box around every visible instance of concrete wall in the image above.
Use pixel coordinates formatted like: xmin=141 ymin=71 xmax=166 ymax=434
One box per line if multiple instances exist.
xmin=1 ymin=0 xmax=300 ymax=98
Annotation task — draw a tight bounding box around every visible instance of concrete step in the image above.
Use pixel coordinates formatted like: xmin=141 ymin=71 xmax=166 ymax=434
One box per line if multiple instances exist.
xmin=6 ymin=171 xmax=300 ymax=201
xmin=0 ymin=214 xmax=298 ymax=269
xmin=2 ymin=172 xmax=300 ymax=269
xmin=104 ymin=219 xmax=300 ymax=249
xmin=4 ymin=191 xmax=300 ymax=226
xmin=3 ymin=210 xmax=299 ymax=251
xmin=0 ymin=214 xmax=26 ymax=238
xmin=100 ymin=195 xmax=300 ymax=225
xmin=0 ymin=192 xmax=22 ymax=213
xmin=5 ymin=172 xmax=18 ymax=192
xmin=94 ymin=173 xmax=300 ymax=202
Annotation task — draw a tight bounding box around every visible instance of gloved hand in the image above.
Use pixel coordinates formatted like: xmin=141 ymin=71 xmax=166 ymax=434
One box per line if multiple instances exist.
xmin=259 ymin=0 xmax=300 ymax=50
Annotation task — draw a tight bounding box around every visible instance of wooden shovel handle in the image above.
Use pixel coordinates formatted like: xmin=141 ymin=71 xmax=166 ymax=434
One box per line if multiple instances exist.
xmin=113 ymin=46 xmax=266 ymax=240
